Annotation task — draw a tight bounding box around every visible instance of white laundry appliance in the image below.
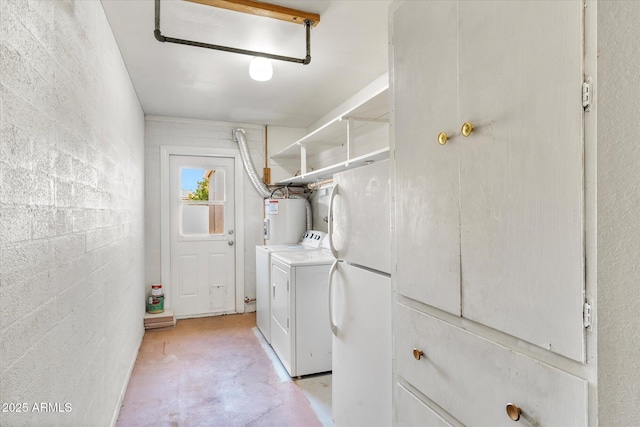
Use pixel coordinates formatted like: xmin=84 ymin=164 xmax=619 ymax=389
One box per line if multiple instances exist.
xmin=269 ymin=238 xmax=335 ymax=377
xmin=327 ymin=159 xmax=392 ymax=427
xmin=255 ymin=230 xmax=325 ymax=344
xmin=263 ymin=198 xmax=307 ymax=245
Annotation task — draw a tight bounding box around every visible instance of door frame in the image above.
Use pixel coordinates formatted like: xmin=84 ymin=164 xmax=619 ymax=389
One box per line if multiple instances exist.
xmin=160 ymin=145 xmax=246 ymax=315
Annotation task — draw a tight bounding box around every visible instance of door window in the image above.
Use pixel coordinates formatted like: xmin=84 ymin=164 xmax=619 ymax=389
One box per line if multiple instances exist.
xmin=180 ymin=167 xmax=226 ymax=236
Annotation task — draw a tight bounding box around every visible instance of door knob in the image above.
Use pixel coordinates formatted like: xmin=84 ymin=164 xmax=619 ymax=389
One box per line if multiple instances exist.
xmin=461 ymin=122 xmax=473 ymax=137
xmin=506 ymin=403 xmax=522 ymax=421
xmin=412 ymin=348 xmax=424 ymax=360
xmin=437 ymin=132 xmax=448 ymax=145
xmin=228 ymin=240 xmax=234 ymax=246
xmin=228 ymin=229 xmax=234 ymax=235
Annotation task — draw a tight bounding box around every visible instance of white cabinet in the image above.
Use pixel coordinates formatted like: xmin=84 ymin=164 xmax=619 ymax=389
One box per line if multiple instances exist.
xmin=392 ymin=0 xmax=584 ymax=361
xmin=271 ymin=73 xmax=390 ymax=184
xmin=395 ymin=304 xmax=588 ymax=426
xmin=391 ymin=0 xmax=589 ymax=424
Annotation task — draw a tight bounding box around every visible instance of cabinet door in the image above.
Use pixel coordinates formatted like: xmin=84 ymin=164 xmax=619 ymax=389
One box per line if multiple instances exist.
xmin=392 ymin=0 xmax=461 ymax=315
xmin=457 ymin=1 xmax=585 ymax=361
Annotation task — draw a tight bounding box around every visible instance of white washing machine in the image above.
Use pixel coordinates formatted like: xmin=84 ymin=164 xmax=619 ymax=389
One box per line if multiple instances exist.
xmin=255 ymin=230 xmax=325 ymax=343
xmin=269 ymin=243 xmax=335 ymax=377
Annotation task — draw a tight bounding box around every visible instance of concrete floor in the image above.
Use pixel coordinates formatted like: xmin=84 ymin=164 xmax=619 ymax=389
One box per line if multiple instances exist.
xmin=116 ymin=313 xmax=333 ymax=427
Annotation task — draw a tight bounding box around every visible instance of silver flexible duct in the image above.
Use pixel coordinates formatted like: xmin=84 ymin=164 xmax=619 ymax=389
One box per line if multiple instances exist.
xmin=234 ymin=128 xmax=270 ymax=198
xmin=233 ymin=129 xmax=312 ymax=230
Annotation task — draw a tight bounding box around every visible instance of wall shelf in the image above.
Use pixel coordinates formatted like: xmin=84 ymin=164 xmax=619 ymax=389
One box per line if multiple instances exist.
xmin=271 ymin=73 xmax=389 ymax=184
xmin=276 ymin=147 xmax=390 ymax=185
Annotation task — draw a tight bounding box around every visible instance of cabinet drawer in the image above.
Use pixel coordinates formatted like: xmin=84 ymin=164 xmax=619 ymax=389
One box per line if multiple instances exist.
xmin=396 ymin=384 xmax=455 ymax=427
xmin=395 ymin=304 xmax=587 ymax=426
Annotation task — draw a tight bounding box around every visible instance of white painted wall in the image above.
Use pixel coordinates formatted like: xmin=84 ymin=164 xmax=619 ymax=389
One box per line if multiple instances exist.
xmin=267 ymin=126 xmax=307 ymax=184
xmin=596 ymin=1 xmax=640 ymax=425
xmin=309 ymin=186 xmax=331 ymax=234
xmin=0 ymin=1 xmax=145 ymax=426
xmin=145 ymin=118 xmax=264 ymax=312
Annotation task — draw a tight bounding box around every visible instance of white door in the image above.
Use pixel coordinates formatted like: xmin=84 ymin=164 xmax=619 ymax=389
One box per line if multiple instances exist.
xmin=169 ymin=155 xmax=236 ymax=318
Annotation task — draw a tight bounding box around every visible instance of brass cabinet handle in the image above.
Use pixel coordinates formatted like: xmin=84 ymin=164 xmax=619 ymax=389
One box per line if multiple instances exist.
xmin=461 ymin=122 xmax=473 ymax=137
xmin=506 ymin=403 xmax=522 ymax=421
xmin=437 ymin=132 xmax=448 ymax=145
xmin=412 ymin=348 xmax=424 ymax=360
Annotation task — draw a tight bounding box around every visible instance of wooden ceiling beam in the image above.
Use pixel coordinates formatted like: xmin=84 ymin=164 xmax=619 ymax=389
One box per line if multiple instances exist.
xmin=183 ymin=0 xmax=320 ymax=27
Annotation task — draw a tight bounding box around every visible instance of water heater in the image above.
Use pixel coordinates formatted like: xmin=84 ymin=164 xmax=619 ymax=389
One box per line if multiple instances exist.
xmin=263 ymin=198 xmax=306 ymax=244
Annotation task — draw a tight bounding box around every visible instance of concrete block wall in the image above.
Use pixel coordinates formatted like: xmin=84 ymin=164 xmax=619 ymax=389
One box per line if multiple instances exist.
xmin=0 ymin=1 xmax=145 ymax=426
xmin=145 ymin=117 xmax=265 ymax=313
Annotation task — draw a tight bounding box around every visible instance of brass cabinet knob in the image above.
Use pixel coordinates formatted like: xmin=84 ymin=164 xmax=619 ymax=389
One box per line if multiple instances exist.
xmin=412 ymin=348 xmax=424 ymax=360
xmin=506 ymin=403 xmax=522 ymax=421
xmin=437 ymin=132 xmax=448 ymax=145
xmin=461 ymin=122 xmax=473 ymax=137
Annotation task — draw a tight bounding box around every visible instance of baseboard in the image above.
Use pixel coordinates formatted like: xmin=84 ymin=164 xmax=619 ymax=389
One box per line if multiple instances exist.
xmin=109 ymin=328 xmax=145 ymax=427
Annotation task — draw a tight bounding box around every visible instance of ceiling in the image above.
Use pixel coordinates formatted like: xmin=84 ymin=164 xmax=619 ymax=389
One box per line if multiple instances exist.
xmin=101 ymin=0 xmax=391 ymax=129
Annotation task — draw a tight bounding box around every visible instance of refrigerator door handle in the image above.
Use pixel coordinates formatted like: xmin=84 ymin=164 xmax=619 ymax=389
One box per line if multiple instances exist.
xmin=328 ymin=184 xmax=339 ymax=258
xmin=328 ymin=259 xmax=339 ymax=336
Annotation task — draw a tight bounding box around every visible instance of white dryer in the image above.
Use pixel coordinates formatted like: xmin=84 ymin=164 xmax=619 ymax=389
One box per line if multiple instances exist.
xmin=255 ymin=230 xmax=325 ymax=343
xmin=269 ymin=244 xmax=335 ymax=377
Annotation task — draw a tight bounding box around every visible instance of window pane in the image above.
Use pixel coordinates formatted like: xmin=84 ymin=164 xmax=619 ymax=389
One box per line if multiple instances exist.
xmin=181 ymin=205 xmax=210 ymax=235
xmin=180 ymin=167 xmax=225 ymax=236
xmin=209 ymin=169 xmax=225 ymax=202
xmin=209 ymin=204 xmax=224 ymax=234
xmin=180 ymin=168 xmax=225 ymax=202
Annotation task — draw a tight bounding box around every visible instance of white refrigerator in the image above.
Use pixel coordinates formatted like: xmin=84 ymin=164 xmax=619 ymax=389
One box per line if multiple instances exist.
xmin=328 ymin=159 xmax=391 ymax=427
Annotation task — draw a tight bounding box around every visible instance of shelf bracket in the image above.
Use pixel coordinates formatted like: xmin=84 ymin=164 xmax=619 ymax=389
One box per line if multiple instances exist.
xmin=346 ymin=117 xmax=354 ymax=165
xmin=300 ymin=145 xmax=307 ymax=175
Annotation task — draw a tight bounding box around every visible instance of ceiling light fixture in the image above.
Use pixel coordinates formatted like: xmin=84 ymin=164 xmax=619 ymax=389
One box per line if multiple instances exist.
xmin=154 ymin=0 xmax=320 ymax=67
xmin=249 ymin=57 xmax=273 ymax=81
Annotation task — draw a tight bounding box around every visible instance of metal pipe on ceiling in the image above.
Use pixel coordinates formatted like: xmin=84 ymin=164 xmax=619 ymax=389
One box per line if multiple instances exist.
xmin=154 ymin=0 xmax=312 ymax=65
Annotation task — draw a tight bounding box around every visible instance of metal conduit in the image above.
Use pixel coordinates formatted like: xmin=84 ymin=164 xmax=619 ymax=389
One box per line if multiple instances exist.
xmin=154 ymin=0 xmax=312 ymax=65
